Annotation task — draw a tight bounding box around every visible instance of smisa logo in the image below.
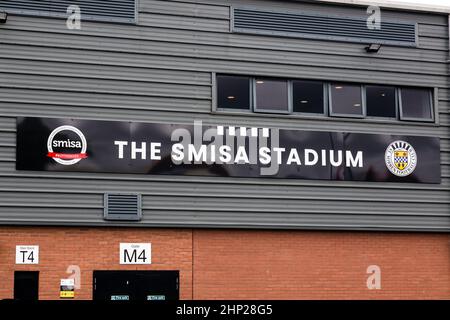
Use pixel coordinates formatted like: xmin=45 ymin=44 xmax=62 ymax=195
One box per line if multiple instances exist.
xmin=47 ymin=125 xmax=87 ymax=165
xmin=385 ymin=140 xmax=417 ymax=177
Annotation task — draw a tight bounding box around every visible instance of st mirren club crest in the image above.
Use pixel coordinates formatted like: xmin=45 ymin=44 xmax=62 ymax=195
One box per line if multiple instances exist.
xmin=385 ymin=141 xmax=417 ymax=177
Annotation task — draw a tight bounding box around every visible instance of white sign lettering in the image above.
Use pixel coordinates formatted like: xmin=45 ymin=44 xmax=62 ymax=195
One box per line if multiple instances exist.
xmin=61 ymin=278 xmax=75 ymax=286
xmin=16 ymin=245 xmax=39 ymax=264
xmin=119 ymin=243 xmax=151 ymax=265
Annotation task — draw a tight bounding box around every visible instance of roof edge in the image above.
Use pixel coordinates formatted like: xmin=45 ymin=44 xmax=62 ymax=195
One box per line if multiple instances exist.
xmin=314 ymin=0 xmax=450 ymax=14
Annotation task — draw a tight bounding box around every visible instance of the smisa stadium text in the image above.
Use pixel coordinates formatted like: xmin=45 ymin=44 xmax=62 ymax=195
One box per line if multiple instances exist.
xmin=172 ymin=144 xmax=363 ymax=167
xmin=114 ymin=141 xmax=363 ymax=167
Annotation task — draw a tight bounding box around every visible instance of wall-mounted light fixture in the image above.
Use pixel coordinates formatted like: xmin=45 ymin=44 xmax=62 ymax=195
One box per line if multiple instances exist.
xmin=365 ymin=43 xmax=382 ymax=53
xmin=0 ymin=11 xmax=7 ymax=24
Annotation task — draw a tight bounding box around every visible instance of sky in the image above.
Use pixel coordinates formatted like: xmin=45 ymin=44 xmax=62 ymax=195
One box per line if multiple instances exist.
xmin=358 ymin=0 xmax=450 ymax=8
xmin=395 ymin=0 xmax=449 ymax=6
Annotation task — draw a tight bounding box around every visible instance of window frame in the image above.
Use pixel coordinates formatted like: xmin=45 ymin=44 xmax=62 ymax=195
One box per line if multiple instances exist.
xmin=253 ymin=78 xmax=292 ymax=114
xmin=364 ymin=85 xmax=399 ymax=120
xmin=215 ymin=74 xmax=253 ymax=112
xmin=212 ymin=73 xmax=438 ymax=126
xmin=328 ymin=83 xmax=366 ymax=119
xmin=291 ymin=80 xmax=328 ymax=117
xmin=398 ymin=87 xmax=435 ymax=122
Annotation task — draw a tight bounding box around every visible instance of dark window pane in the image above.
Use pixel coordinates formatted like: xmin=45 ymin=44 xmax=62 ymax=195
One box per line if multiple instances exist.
xmin=255 ymin=79 xmax=289 ymax=112
xmin=330 ymin=83 xmax=363 ymax=116
xmin=293 ymin=80 xmax=324 ymax=114
xmin=400 ymin=88 xmax=433 ymax=120
xmin=217 ymin=75 xmax=250 ymax=110
xmin=366 ymin=85 xmax=396 ymax=118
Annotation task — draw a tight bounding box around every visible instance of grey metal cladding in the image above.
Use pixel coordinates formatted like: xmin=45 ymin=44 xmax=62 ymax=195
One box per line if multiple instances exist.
xmin=0 ymin=0 xmax=136 ymax=23
xmin=104 ymin=193 xmax=142 ymax=221
xmin=233 ymin=7 xmax=417 ymax=46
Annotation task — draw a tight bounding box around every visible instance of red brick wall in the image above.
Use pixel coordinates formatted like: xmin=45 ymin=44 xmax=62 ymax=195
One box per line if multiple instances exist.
xmin=0 ymin=227 xmax=449 ymax=300
xmin=193 ymin=230 xmax=450 ymax=299
xmin=0 ymin=227 xmax=193 ymax=300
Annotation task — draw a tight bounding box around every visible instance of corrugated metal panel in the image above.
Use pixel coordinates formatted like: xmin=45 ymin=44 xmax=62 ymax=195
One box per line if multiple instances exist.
xmin=0 ymin=132 xmax=14 ymax=146
xmin=0 ymin=59 xmax=212 ymax=85
xmin=5 ymin=192 xmax=448 ymax=216
xmin=0 ymin=187 xmax=448 ymax=204
xmin=1 ymin=16 xmax=446 ymax=61
xmin=0 ymin=73 xmax=211 ymax=99
xmin=138 ymin=13 xmax=229 ymax=32
xmin=418 ymin=24 xmax=449 ymax=38
xmin=140 ymin=0 xmax=230 ymax=19
xmin=140 ymin=211 xmax=450 ymax=232
xmin=0 ymin=174 xmax=448 ymax=197
xmin=0 ymin=0 xmax=448 ymax=232
xmin=442 ymin=140 xmax=450 ymax=151
xmin=0 ymin=0 xmax=136 ymax=23
xmin=210 ymin=0 xmax=450 ymax=25
xmin=0 ymin=44 xmax=447 ymax=87
xmin=1 ymin=106 xmax=449 ymax=137
xmin=0 ymin=90 xmax=210 ymax=113
xmin=0 ymin=29 xmax=447 ymax=76
xmin=233 ymin=7 xmax=417 ymax=46
xmin=104 ymin=193 xmax=141 ymax=221
xmin=419 ymin=37 xmax=450 ymax=50
xmin=0 ymin=207 xmax=447 ymax=232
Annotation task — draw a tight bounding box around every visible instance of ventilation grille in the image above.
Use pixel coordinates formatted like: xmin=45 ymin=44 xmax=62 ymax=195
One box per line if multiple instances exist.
xmin=0 ymin=0 xmax=136 ymax=23
xmin=104 ymin=194 xmax=141 ymax=221
xmin=233 ymin=8 xmax=417 ymax=46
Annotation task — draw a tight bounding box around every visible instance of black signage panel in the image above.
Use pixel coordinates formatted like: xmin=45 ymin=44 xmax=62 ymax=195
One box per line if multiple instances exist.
xmin=16 ymin=117 xmax=441 ymax=183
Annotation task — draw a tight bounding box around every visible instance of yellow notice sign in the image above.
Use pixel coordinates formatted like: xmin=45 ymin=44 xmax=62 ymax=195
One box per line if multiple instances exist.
xmin=60 ymin=279 xmax=75 ymax=299
xmin=60 ymin=291 xmax=75 ymax=298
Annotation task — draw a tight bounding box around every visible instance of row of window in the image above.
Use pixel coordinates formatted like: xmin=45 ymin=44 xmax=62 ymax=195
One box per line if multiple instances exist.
xmin=216 ymin=75 xmax=435 ymax=122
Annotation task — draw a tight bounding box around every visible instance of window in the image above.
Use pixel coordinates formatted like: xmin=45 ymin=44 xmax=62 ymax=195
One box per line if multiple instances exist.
xmin=254 ymin=78 xmax=289 ymax=113
xmin=217 ymin=75 xmax=251 ymax=110
xmin=400 ymin=88 xmax=433 ymax=121
xmin=329 ymin=83 xmax=363 ymax=117
xmin=293 ymin=80 xmax=324 ymax=114
xmin=215 ymin=74 xmax=436 ymax=124
xmin=366 ymin=86 xmax=397 ymax=118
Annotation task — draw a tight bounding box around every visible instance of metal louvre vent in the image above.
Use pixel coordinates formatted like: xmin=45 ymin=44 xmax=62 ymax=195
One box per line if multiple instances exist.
xmin=104 ymin=194 xmax=142 ymax=221
xmin=0 ymin=0 xmax=136 ymax=23
xmin=233 ymin=8 xmax=417 ymax=47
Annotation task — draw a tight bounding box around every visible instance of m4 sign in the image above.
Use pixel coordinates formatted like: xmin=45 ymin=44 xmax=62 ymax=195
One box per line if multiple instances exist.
xmin=119 ymin=243 xmax=151 ymax=265
xmin=16 ymin=245 xmax=39 ymax=264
